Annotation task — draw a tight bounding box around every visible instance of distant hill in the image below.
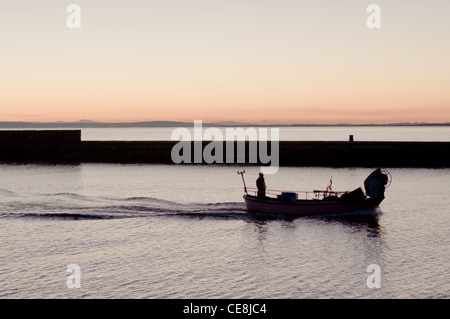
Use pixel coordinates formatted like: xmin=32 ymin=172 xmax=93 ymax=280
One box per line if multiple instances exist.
xmin=0 ymin=121 xmax=448 ymax=128
xmin=0 ymin=121 xmax=192 ymax=128
xmin=288 ymin=122 xmax=450 ymax=127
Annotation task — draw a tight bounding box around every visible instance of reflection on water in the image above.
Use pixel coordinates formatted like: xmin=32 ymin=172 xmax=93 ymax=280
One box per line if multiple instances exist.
xmin=319 ymin=213 xmax=385 ymax=237
xmin=246 ymin=210 xmax=384 ymax=236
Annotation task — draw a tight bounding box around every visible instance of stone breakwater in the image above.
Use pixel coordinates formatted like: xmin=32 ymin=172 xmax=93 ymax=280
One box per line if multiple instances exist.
xmin=0 ymin=130 xmax=449 ymax=168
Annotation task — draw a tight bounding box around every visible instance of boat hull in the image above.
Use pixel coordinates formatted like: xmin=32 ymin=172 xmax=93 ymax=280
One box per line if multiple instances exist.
xmin=243 ymin=195 xmax=383 ymax=216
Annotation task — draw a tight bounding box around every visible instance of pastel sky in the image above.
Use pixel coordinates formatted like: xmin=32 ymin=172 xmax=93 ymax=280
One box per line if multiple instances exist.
xmin=1 ymin=0 xmax=449 ymax=124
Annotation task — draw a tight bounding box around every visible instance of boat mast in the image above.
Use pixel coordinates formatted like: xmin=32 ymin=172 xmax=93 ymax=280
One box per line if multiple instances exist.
xmin=237 ymin=170 xmax=248 ymax=195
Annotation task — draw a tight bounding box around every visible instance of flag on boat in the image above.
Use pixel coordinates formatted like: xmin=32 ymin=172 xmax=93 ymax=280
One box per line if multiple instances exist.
xmin=327 ymin=177 xmax=333 ymax=191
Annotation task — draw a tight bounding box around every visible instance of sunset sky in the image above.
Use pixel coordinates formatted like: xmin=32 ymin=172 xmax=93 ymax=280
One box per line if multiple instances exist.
xmin=1 ymin=0 xmax=449 ymax=124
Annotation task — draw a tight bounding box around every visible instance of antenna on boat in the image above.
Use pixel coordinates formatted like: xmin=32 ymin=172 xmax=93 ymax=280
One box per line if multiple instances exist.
xmin=237 ymin=170 xmax=248 ymax=195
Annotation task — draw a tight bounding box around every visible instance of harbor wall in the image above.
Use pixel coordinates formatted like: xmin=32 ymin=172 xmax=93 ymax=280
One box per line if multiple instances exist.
xmin=0 ymin=130 xmax=449 ymax=168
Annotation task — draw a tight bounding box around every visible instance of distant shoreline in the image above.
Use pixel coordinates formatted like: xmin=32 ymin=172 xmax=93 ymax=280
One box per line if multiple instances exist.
xmin=0 ymin=121 xmax=449 ymax=129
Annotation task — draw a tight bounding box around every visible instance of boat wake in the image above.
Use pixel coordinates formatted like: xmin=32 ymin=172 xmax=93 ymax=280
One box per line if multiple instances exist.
xmin=0 ymin=191 xmax=248 ymax=221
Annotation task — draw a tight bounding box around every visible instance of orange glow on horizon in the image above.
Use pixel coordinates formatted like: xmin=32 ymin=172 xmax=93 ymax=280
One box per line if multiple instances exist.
xmin=1 ymin=1 xmax=449 ymax=125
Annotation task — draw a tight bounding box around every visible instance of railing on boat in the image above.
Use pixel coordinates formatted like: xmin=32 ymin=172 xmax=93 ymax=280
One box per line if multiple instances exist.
xmin=245 ymin=187 xmax=347 ymax=200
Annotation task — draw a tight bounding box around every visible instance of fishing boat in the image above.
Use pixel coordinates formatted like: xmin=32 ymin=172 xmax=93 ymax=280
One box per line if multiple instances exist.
xmin=238 ymin=169 xmax=391 ymax=216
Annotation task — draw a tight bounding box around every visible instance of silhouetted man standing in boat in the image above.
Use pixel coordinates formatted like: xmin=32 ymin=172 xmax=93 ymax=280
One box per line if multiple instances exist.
xmin=256 ymin=172 xmax=266 ymax=199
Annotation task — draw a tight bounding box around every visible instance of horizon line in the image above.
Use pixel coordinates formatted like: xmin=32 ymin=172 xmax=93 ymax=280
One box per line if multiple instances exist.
xmin=0 ymin=120 xmax=449 ymax=127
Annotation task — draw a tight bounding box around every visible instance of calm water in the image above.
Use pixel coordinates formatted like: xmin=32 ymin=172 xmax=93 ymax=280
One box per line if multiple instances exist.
xmin=0 ymin=164 xmax=449 ymax=299
xmin=86 ymin=126 xmax=450 ymax=141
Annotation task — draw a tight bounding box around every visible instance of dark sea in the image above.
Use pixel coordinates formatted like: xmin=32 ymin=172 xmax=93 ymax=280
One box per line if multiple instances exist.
xmin=0 ymin=127 xmax=449 ymax=299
